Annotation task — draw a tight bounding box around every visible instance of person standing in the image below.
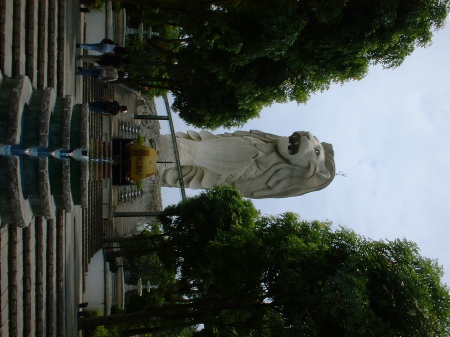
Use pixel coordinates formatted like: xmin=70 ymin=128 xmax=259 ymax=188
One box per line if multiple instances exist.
xmin=88 ymin=99 xmax=128 ymax=116
xmin=77 ymin=54 xmax=129 ymax=68
xmin=76 ymin=67 xmax=128 ymax=82
xmin=76 ymin=39 xmax=126 ymax=54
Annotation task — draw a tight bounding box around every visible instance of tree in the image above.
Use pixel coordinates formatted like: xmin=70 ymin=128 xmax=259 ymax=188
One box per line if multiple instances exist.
xmin=120 ymin=0 xmax=449 ymax=128
xmin=258 ymin=214 xmax=450 ymax=336
xmin=80 ymin=195 xmax=450 ymax=336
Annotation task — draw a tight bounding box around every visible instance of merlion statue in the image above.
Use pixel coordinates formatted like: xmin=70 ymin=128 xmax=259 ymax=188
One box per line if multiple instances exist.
xmin=157 ymin=130 xmax=335 ymax=198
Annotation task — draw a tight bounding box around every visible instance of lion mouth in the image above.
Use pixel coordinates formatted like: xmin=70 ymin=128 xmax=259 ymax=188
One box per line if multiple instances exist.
xmin=288 ymin=133 xmax=301 ymax=155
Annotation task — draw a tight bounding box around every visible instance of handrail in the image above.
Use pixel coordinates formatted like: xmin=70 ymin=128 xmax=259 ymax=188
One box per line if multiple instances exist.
xmin=132 ymin=95 xmax=186 ymax=203
xmin=162 ymin=95 xmax=186 ymax=200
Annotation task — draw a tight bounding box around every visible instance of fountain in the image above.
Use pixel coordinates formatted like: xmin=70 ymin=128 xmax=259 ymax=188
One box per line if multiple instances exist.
xmin=0 ymin=72 xmax=111 ymax=227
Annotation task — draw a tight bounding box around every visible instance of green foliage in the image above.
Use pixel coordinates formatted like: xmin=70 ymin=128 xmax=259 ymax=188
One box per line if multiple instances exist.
xmin=85 ymin=310 xmax=103 ymax=317
xmin=141 ymin=327 xmax=196 ymax=337
xmin=119 ymin=0 xmax=449 ymax=128
xmin=136 ymin=135 xmax=145 ymax=145
xmin=85 ymin=187 xmax=450 ymax=336
xmin=84 ymin=311 xmax=121 ymax=337
xmin=162 ymin=189 xmax=450 ymax=335
xmin=258 ymin=215 xmax=450 ymax=337
xmin=171 ymin=71 xmax=262 ymax=129
xmin=90 ymin=325 xmax=120 ymax=337
xmin=159 ymin=186 xmax=260 ymax=285
xmin=153 ymin=25 xmax=181 ymax=40
xmin=85 ymin=0 xmax=106 ymax=10
xmin=159 ymin=185 xmax=259 ymax=241
xmin=111 ymin=1 xmax=121 ymax=13
xmin=136 ymin=179 xmax=143 ymax=190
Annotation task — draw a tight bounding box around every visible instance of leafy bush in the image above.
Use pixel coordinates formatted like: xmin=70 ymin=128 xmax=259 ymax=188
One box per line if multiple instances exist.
xmin=85 ymin=0 xmax=105 ymax=10
xmin=84 ymin=311 xmax=121 ymax=337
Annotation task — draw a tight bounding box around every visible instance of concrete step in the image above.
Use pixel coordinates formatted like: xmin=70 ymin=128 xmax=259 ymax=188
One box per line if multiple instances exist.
xmin=62 ymin=95 xmax=73 ymax=150
xmin=1 ymin=225 xmax=9 ymax=336
xmin=56 ymin=210 xmax=65 ymax=336
xmin=37 ymin=0 xmax=48 ymax=89
xmin=0 ymin=0 xmax=14 ymax=77
xmin=0 ymin=213 xmax=61 ymax=337
xmin=23 ymin=224 xmax=36 ymax=337
xmin=45 ymin=218 xmax=57 ymax=336
xmin=1 ymin=0 xmax=56 ymax=89
xmin=57 ymin=0 xmax=66 ymax=97
xmin=2 ymin=0 xmax=79 ymax=97
xmin=39 ymin=87 xmax=57 ymax=148
xmin=7 ymin=224 xmax=24 ymax=337
xmin=13 ymin=0 xmax=26 ymax=77
xmin=6 ymin=75 xmax=34 ymax=145
xmin=34 ymin=217 xmax=46 ymax=336
xmin=47 ymin=0 xmax=58 ymax=90
xmin=6 ymin=157 xmax=34 ymax=228
xmin=26 ymin=0 xmax=39 ymax=87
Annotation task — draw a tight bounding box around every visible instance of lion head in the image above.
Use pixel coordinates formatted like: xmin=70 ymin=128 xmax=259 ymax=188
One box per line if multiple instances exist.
xmin=233 ymin=131 xmax=335 ymax=198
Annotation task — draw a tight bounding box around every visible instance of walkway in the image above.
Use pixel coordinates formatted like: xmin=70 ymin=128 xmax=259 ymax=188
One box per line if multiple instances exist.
xmin=1 ymin=1 xmax=91 ymax=336
xmin=1 ymin=1 xmax=164 ymax=335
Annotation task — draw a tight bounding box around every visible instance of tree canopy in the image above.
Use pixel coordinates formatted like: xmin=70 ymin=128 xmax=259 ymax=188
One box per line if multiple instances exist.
xmin=80 ymin=186 xmax=450 ymax=336
xmin=121 ymin=0 xmax=450 ymax=128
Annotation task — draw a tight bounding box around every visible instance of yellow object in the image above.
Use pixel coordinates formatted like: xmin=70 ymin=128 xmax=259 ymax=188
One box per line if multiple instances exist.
xmin=129 ymin=143 xmax=157 ymax=181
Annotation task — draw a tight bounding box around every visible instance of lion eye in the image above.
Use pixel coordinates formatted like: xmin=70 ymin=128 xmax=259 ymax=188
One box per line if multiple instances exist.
xmin=315 ymin=149 xmax=320 ymax=156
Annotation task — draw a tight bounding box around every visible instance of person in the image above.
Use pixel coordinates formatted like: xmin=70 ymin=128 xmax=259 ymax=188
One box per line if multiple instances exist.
xmin=76 ymin=67 xmax=128 ymax=82
xmin=76 ymin=39 xmax=126 ymax=54
xmin=88 ymin=99 xmax=128 ymax=116
xmin=77 ymin=54 xmax=129 ymax=68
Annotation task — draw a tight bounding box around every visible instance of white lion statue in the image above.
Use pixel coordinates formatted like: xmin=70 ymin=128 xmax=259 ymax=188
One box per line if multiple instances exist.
xmin=157 ymin=130 xmax=335 ymax=198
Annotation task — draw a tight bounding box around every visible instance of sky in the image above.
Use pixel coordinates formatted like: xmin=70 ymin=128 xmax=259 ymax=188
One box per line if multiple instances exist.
xmin=156 ymin=18 xmax=450 ymax=285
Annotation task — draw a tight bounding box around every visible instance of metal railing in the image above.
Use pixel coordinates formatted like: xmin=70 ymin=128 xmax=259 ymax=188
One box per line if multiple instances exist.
xmin=113 ymin=95 xmax=185 ymax=218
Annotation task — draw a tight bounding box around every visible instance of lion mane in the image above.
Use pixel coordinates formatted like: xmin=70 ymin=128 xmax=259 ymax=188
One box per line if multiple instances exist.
xmin=234 ymin=141 xmax=335 ymax=198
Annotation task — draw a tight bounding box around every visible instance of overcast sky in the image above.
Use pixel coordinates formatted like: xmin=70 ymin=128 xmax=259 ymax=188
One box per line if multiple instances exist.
xmin=157 ymin=18 xmax=450 ymax=285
